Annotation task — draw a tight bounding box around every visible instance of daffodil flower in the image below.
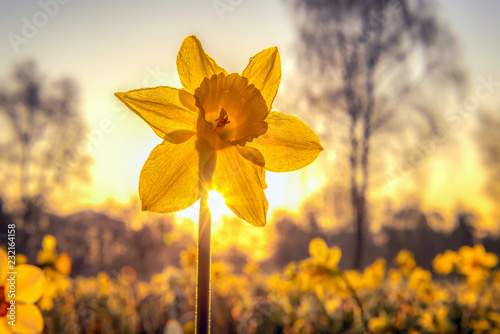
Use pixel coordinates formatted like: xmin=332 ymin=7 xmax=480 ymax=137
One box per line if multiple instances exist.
xmin=0 ymin=249 xmax=45 ymax=334
xmin=115 ymin=35 xmax=323 ymax=227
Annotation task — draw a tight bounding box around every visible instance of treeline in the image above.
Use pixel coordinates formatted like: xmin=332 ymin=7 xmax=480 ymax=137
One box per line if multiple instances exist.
xmin=1 ymin=198 xmax=498 ymax=279
xmin=268 ymin=208 xmax=498 ymax=271
xmin=0 ymin=199 xmax=194 ymax=280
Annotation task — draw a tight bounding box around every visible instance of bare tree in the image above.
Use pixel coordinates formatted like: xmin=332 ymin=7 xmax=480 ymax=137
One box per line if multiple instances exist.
xmin=285 ymin=0 xmax=464 ymax=268
xmin=476 ymin=111 xmax=500 ymax=202
xmin=0 ymin=60 xmax=92 ymax=219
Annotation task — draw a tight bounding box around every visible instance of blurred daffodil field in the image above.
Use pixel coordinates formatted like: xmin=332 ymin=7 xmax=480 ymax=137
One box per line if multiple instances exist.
xmin=9 ymin=235 xmax=500 ymax=333
xmin=2 ymin=0 xmax=500 ymax=333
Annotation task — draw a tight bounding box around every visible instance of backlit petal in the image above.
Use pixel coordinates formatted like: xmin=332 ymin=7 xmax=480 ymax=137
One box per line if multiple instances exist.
xmin=213 ymin=146 xmax=268 ymax=227
xmin=177 ymin=35 xmax=227 ymax=93
xmin=236 ymin=146 xmax=267 ymax=189
xmin=14 ymin=265 xmax=44 ymax=304
xmin=241 ymin=47 xmax=281 ymax=110
xmin=309 ymin=238 xmax=328 ymax=261
xmin=248 ymin=112 xmax=323 ymax=172
xmin=328 ymin=247 xmax=342 ymax=269
xmin=235 ymin=145 xmax=265 ymax=167
xmin=115 ymin=87 xmax=197 ymax=143
xmin=5 ymin=304 xmax=43 ymax=334
xmin=0 ymin=318 xmax=11 ymax=334
xmin=139 ymin=136 xmax=214 ymax=213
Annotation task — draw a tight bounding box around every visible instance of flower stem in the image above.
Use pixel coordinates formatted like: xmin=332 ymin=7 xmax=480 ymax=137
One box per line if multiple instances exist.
xmin=196 ymin=189 xmax=211 ymax=334
xmin=339 ymin=272 xmax=370 ymax=333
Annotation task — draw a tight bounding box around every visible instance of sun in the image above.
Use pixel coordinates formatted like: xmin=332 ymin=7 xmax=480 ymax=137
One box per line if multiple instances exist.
xmin=207 ymin=190 xmax=232 ymax=223
xmin=174 ymin=190 xmax=233 ymax=231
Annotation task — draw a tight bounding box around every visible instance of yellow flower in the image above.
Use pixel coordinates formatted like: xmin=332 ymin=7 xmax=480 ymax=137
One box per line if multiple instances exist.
xmin=0 ymin=248 xmax=45 ymax=333
xmin=435 ymin=306 xmax=456 ymax=333
xmin=419 ymin=310 xmax=435 ymax=332
xmin=324 ymin=296 xmax=341 ymax=318
xmin=299 ymin=238 xmax=342 ymax=294
xmin=408 ymin=267 xmax=431 ymax=291
xmin=283 ymin=261 xmax=298 ymax=280
xmin=362 ymin=258 xmax=386 ymax=290
xmin=420 ymin=306 xmax=455 ymax=333
xmin=38 ymin=292 xmax=54 ymax=312
xmin=489 ymin=312 xmax=500 ymax=324
xmin=395 ymin=249 xmax=416 ymax=277
xmin=342 ymin=270 xmax=363 ymax=291
xmin=458 ymin=291 xmax=477 ymax=308
xmin=471 ymin=319 xmax=490 ymax=333
xmin=183 ymin=320 xmax=195 ymax=334
xmin=115 ymin=35 xmax=323 ymax=226
xmin=211 ymin=261 xmax=232 ymax=279
xmin=308 ymin=238 xmax=342 ymax=271
xmin=179 ymin=245 xmax=197 ymax=270
xmin=37 ymin=234 xmax=58 ymax=266
xmin=55 ymin=252 xmax=72 ymax=276
xmin=456 ymin=244 xmax=497 ymax=290
xmin=243 ymin=262 xmax=261 ymax=276
xmin=368 ymin=313 xmax=389 ymax=333
xmin=14 ymin=254 xmax=27 ymax=265
xmin=458 ymin=244 xmax=498 ymax=274
xmin=433 ymin=250 xmax=458 ymax=275
xmin=388 ymin=268 xmax=403 ymax=283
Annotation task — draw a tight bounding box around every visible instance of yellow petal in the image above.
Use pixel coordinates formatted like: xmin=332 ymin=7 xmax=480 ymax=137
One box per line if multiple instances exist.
xmin=5 ymin=304 xmax=43 ymax=334
xmin=176 ymin=35 xmax=228 ymax=93
xmin=241 ymin=47 xmax=281 ymax=110
xmin=248 ymin=112 xmax=324 ymax=172
xmin=484 ymin=253 xmax=498 ymax=268
xmin=115 ymin=87 xmax=197 ymax=143
xmin=42 ymin=235 xmax=56 ymax=250
xmin=212 ymin=146 xmax=268 ymax=227
xmin=309 ymin=238 xmax=328 ymax=261
xmin=235 ymin=146 xmax=267 ymax=189
xmin=14 ymin=265 xmax=45 ymax=304
xmin=140 ymin=136 xmax=214 ymax=213
xmin=0 ymin=248 xmax=7 ymax=283
xmin=55 ymin=253 xmax=72 ymax=276
xmin=0 ymin=317 xmax=11 ymax=334
xmin=235 ymin=145 xmax=264 ymax=167
xmin=328 ymin=247 xmax=342 ymax=269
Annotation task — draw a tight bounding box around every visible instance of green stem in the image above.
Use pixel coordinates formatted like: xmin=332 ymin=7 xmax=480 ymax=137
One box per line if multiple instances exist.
xmin=196 ymin=190 xmax=211 ymax=334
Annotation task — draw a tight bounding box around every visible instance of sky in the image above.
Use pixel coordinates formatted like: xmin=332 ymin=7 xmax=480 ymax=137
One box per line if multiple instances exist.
xmin=0 ymin=0 xmax=301 ymax=211
xmin=439 ymin=0 xmax=500 ymax=87
xmin=1 ymin=0 xmax=499 ymax=231
xmin=427 ymin=1 xmax=500 ymax=230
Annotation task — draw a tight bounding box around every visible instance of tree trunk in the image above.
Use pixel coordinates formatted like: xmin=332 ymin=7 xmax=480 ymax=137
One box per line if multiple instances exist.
xmin=348 ymin=112 xmax=365 ymax=269
xmin=353 ymin=193 xmax=365 ymax=269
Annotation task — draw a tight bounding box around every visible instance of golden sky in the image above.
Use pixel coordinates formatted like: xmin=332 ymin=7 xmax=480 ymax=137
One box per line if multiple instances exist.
xmin=1 ymin=0 xmax=499 ymax=232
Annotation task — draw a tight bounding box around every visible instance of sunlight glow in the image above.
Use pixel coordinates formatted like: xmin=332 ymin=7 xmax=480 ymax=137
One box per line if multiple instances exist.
xmin=207 ymin=190 xmax=232 ymax=224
